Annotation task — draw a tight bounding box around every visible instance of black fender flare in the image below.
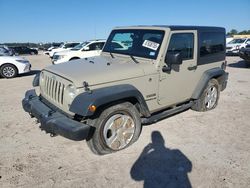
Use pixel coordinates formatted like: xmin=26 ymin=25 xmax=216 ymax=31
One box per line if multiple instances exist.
xmin=69 ymin=84 xmax=151 ymax=117
xmin=192 ymin=68 xmax=227 ymax=99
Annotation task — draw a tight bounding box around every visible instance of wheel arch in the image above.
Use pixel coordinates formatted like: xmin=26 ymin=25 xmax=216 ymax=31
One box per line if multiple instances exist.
xmin=192 ymin=68 xmax=226 ymax=99
xmin=69 ymin=84 xmax=151 ymax=118
xmin=69 ymin=57 xmax=80 ymax=61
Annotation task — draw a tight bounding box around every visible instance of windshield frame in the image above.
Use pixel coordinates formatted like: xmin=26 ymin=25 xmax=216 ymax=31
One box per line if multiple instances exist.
xmin=103 ymin=29 xmax=165 ymax=60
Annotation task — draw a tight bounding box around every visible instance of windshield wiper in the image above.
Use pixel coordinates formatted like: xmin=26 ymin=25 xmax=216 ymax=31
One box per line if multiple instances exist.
xmin=130 ymin=55 xmax=139 ymax=64
xmin=110 ymin=52 xmax=114 ymax=58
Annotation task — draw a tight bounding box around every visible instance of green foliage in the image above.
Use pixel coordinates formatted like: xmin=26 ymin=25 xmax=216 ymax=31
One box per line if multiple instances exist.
xmin=227 ymin=29 xmax=250 ymax=36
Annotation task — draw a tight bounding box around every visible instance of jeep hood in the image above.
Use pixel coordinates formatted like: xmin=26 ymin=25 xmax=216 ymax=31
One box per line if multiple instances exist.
xmin=44 ymin=56 xmax=145 ymax=87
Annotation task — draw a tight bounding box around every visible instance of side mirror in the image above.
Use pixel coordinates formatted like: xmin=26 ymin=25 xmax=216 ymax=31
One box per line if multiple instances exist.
xmin=165 ymin=51 xmax=183 ymax=65
xmin=82 ymin=46 xmax=90 ymax=51
xmin=163 ymin=51 xmax=183 ymax=72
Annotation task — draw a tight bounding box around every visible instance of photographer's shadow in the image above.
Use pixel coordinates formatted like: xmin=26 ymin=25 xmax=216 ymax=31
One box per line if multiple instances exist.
xmin=131 ymin=131 xmax=192 ymax=188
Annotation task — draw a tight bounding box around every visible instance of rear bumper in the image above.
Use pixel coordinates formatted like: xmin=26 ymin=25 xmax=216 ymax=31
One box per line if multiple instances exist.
xmin=22 ymin=89 xmax=92 ymax=141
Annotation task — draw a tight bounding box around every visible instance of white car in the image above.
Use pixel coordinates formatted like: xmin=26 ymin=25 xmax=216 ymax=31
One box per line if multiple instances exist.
xmin=226 ymin=38 xmax=250 ymax=55
xmin=0 ymin=56 xmax=31 ymax=78
xmin=48 ymin=42 xmax=80 ymax=58
xmin=52 ymin=40 xmax=106 ymax=64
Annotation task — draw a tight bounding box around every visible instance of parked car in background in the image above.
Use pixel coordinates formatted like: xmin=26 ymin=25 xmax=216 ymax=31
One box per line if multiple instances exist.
xmin=0 ymin=56 xmax=31 ymax=78
xmin=10 ymin=46 xmax=38 ymax=55
xmin=0 ymin=46 xmax=14 ymax=56
xmin=52 ymin=40 xmax=106 ymax=64
xmin=48 ymin=42 xmax=80 ymax=58
xmin=239 ymin=44 xmax=250 ymax=62
xmin=226 ymin=38 xmax=250 ymax=55
xmin=44 ymin=43 xmax=62 ymax=55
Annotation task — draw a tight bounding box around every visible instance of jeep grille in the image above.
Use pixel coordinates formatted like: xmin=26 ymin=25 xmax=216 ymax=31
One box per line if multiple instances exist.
xmin=40 ymin=71 xmax=71 ymax=108
xmin=43 ymin=75 xmax=65 ymax=105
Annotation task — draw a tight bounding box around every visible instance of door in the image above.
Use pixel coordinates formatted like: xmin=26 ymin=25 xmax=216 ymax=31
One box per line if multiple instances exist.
xmin=158 ymin=30 xmax=198 ymax=106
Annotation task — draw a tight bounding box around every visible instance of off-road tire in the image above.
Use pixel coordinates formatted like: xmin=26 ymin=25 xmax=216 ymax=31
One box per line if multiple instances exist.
xmin=87 ymin=102 xmax=142 ymax=155
xmin=192 ymin=79 xmax=220 ymax=112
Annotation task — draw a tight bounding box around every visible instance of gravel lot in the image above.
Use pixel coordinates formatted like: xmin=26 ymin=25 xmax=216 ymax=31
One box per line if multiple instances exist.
xmin=0 ymin=54 xmax=250 ymax=188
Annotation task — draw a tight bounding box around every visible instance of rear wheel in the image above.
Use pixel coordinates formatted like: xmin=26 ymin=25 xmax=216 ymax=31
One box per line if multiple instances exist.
xmin=192 ymin=79 xmax=220 ymax=111
xmin=87 ymin=102 xmax=142 ymax=155
xmin=0 ymin=64 xmax=18 ymax=78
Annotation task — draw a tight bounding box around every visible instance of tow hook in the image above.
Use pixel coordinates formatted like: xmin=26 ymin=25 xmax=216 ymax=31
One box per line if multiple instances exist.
xmin=50 ymin=133 xmax=57 ymax=137
xmin=29 ymin=112 xmax=34 ymax=118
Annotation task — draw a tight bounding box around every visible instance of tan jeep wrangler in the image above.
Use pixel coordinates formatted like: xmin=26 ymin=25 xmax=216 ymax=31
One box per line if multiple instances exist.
xmin=23 ymin=26 xmax=228 ymax=155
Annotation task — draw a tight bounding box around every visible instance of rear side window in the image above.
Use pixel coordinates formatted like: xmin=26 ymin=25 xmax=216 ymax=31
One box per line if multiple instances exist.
xmin=65 ymin=43 xmax=79 ymax=48
xmin=200 ymin=32 xmax=225 ymax=57
xmin=167 ymin=33 xmax=194 ymax=60
xmin=89 ymin=42 xmax=105 ymax=50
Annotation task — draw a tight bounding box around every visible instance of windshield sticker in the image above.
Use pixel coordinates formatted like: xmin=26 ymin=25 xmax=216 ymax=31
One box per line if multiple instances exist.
xmin=142 ymin=40 xmax=160 ymax=51
xmin=149 ymin=51 xmax=155 ymax=56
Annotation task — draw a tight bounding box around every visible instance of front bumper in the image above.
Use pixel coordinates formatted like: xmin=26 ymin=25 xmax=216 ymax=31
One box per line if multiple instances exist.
xmin=52 ymin=58 xmax=67 ymax=64
xmin=18 ymin=63 xmax=31 ymax=74
xmin=226 ymin=49 xmax=239 ymax=55
xmin=22 ymin=89 xmax=92 ymax=141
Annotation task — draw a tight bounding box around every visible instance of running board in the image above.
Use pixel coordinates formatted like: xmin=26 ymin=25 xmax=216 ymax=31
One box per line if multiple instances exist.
xmin=141 ymin=101 xmax=194 ymax=125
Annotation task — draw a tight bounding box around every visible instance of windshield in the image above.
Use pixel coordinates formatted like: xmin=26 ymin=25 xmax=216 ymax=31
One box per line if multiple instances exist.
xmin=71 ymin=42 xmax=90 ymax=51
xmin=228 ymin=38 xmax=246 ymax=44
xmin=103 ymin=29 xmax=165 ymax=59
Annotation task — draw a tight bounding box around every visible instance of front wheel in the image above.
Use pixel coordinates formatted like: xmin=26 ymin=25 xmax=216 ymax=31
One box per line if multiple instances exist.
xmin=87 ymin=102 xmax=142 ymax=155
xmin=0 ymin=64 xmax=18 ymax=78
xmin=192 ymin=79 xmax=220 ymax=111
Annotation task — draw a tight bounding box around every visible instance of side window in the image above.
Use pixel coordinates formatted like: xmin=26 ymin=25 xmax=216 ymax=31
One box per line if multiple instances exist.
xmin=89 ymin=42 xmax=105 ymax=50
xmin=98 ymin=42 xmax=105 ymax=50
xmin=65 ymin=43 xmax=78 ymax=48
xmin=167 ymin=33 xmax=194 ymax=60
xmin=200 ymin=32 xmax=225 ymax=57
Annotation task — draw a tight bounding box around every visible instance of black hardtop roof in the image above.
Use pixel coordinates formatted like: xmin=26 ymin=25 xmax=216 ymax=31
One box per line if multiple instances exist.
xmin=121 ymin=25 xmax=225 ymax=32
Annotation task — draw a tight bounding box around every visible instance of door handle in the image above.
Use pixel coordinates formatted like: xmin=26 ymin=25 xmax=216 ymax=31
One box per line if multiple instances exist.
xmin=188 ymin=65 xmax=197 ymax=70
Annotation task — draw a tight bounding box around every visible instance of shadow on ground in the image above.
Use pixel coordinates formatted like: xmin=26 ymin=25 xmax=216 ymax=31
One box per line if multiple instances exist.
xmin=131 ymin=131 xmax=192 ymax=188
xmin=227 ymin=60 xmax=250 ymax=69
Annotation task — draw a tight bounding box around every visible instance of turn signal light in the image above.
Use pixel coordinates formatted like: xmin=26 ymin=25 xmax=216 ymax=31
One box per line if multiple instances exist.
xmin=88 ymin=105 xmax=97 ymax=112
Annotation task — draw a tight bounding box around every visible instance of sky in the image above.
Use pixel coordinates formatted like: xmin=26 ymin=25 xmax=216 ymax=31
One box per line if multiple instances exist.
xmin=0 ymin=0 xmax=249 ymax=43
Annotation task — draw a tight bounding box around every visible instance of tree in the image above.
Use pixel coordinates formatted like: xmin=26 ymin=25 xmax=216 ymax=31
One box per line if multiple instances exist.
xmin=227 ymin=29 xmax=238 ymax=36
